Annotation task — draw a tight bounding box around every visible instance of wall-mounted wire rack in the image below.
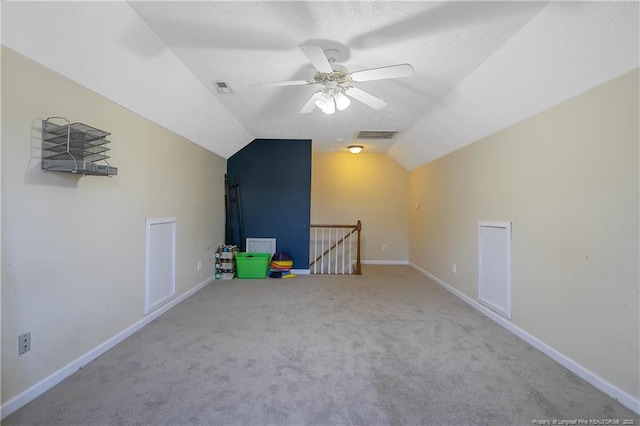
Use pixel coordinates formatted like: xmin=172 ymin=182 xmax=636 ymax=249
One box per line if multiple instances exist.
xmin=41 ymin=117 xmax=118 ymax=176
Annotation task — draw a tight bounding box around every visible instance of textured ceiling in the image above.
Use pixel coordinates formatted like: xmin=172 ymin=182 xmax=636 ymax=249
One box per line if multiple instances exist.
xmin=2 ymin=1 xmax=638 ymax=169
xmin=128 ymin=1 xmax=548 ymax=154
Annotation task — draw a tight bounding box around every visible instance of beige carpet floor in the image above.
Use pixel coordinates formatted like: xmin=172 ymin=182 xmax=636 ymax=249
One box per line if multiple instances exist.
xmin=3 ymin=265 xmax=638 ymax=425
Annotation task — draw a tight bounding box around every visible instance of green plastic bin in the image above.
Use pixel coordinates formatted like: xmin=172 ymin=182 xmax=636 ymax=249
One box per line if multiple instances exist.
xmin=236 ymin=252 xmax=271 ymax=279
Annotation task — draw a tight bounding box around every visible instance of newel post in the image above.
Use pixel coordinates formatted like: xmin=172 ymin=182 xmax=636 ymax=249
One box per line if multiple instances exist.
xmin=355 ymin=220 xmax=362 ymax=275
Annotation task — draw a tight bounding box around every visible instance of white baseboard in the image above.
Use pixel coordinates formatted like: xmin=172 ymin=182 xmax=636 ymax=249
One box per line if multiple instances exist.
xmin=291 ymin=269 xmax=310 ymax=275
xmin=361 ymin=260 xmax=409 ymax=265
xmin=409 ymin=263 xmax=640 ymax=414
xmin=1 ymin=275 xmax=216 ymax=420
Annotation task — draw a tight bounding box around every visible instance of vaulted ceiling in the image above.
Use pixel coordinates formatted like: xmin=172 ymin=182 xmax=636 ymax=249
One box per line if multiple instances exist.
xmin=2 ymin=1 xmax=638 ymax=170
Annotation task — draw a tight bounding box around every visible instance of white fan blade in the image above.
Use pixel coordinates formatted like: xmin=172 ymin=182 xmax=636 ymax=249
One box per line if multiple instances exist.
xmin=344 ymin=87 xmax=387 ymax=110
xmin=251 ymin=80 xmax=312 ymax=88
xmin=299 ymin=44 xmax=334 ymax=73
xmin=350 ymin=64 xmax=414 ymax=82
xmin=300 ymin=91 xmax=323 ymax=114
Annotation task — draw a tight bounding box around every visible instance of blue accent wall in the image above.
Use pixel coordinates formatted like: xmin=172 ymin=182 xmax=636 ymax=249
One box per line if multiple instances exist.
xmin=227 ymin=139 xmax=311 ymax=269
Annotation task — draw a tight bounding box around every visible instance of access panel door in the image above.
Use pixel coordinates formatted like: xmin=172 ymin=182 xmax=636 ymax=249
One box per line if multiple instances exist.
xmin=478 ymin=221 xmax=512 ymax=319
xmin=145 ymin=217 xmax=176 ymax=314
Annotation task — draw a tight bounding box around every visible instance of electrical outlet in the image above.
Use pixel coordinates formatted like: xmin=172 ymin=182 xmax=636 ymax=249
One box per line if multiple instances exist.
xmin=452 ymin=264 xmax=457 ymax=274
xmin=382 ymin=244 xmax=387 ymax=251
xmin=18 ymin=332 xmax=31 ymax=355
xmin=197 ymin=261 xmax=202 ymax=270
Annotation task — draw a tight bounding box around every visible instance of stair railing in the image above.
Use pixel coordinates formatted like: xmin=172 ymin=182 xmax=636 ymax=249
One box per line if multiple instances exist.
xmin=309 ymin=220 xmax=361 ymax=275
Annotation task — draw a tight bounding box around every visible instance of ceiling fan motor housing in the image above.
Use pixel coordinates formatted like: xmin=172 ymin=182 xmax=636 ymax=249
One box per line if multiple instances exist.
xmin=313 ymin=69 xmax=351 ymax=85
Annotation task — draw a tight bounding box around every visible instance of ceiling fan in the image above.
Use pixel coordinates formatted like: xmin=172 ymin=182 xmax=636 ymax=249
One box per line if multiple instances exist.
xmin=255 ymin=44 xmax=414 ymax=114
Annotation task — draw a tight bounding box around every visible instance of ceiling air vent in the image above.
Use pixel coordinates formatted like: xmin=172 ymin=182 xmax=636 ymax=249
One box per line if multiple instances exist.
xmin=213 ymin=81 xmax=233 ymax=94
xmin=354 ymin=130 xmax=399 ymax=140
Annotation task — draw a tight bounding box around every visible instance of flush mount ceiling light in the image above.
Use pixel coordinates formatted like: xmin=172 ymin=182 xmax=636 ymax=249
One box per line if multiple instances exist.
xmin=348 ymin=145 xmax=364 ymax=154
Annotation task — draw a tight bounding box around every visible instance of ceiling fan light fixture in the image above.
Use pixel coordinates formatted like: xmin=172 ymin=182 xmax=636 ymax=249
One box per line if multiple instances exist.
xmin=348 ymin=145 xmax=364 ymax=154
xmin=334 ymin=91 xmax=351 ymax=111
xmin=315 ymin=94 xmax=336 ymax=114
xmin=255 ymin=44 xmax=414 ymax=115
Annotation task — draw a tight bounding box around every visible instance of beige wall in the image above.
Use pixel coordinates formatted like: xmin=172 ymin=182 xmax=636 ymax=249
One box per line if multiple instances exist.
xmin=2 ymin=41 xmax=637 ymax=411
xmin=1 ymin=47 xmax=227 ymax=403
xmin=409 ymin=69 xmax=639 ymax=400
xmin=311 ymin=152 xmax=409 ymax=263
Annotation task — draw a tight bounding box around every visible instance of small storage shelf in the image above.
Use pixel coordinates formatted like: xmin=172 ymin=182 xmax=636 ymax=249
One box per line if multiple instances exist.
xmin=42 ymin=118 xmax=117 ymax=176
xmin=215 ymin=245 xmax=238 ymax=279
